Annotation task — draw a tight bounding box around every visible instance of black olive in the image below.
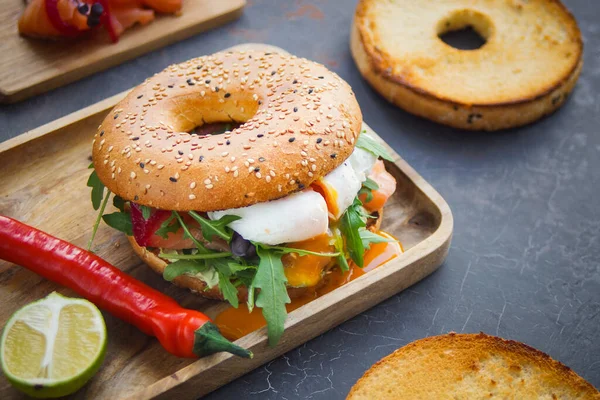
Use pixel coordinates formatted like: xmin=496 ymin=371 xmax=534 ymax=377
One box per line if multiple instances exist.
xmin=230 ymin=232 xmax=256 ymax=258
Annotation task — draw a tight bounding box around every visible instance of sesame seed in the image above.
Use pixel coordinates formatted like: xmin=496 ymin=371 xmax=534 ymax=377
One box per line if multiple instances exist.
xmin=330 ymin=153 xmax=337 ymax=158
xmin=132 ymin=137 xmax=140 ymax=141
xmin=206 ymin=184 xmax=214 ymax=189
xmin=189 ymin=194 xmax=196 ymax=200
xmin=289 ymin=137 xmax=295 ymax=142
xmin=199 ymin=156 xmax=204 ymax=162
xmin=317 ymin=138 xmax=322 ymax=143
xmin=224 ymin=93 xmax=231 ymax=98
xmin=130 ymin=172 xmax=136 ymax=179
xmin=293 ymin=107 xmax=298 ymax=112
xmin=170 ymin=177 xmax=178 ymax=182
xmin=137 ymin=95 xmax=143 ymax=99
xmin=140 ymin=162 xmax=145 ymax=168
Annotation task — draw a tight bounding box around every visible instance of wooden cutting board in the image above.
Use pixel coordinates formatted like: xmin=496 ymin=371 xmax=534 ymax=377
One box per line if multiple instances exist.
xmin=0 ymin=48 xmax=453 ymax=399
xmin=0 ymin=0 xmax=245 ymax=103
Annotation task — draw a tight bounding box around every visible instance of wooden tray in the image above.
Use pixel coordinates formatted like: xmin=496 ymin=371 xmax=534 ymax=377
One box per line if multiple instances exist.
xmin=0 ymin=89 xmax=453 ymax=398
xmin=0 ymin=0 xmax=245 ymax=103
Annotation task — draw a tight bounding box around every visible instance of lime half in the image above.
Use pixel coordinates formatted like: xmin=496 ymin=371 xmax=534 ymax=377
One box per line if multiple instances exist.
xmin=1 ymin=292 xmax=107 ymax=398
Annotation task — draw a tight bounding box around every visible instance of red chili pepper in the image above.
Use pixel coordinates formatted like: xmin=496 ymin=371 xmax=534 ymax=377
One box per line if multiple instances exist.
xmin=0 ymin=215 xmax=251 ymax=359
xmin=45 ymin=0 xmax=81 ymax=37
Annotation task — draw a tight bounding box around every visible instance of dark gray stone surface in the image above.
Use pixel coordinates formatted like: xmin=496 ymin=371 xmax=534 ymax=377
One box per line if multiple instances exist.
xmin=1 ymin=0 xmax=598 ymax=397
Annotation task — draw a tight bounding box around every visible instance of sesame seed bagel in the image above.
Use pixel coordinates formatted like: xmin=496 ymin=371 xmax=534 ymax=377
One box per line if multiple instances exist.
xmin=347 ymin=333 xmax=600 ymax=399
xmin=351 ymin=0 xmax=583 ymax=131
xmin=93 ymin=50 xmax=362 ymax=211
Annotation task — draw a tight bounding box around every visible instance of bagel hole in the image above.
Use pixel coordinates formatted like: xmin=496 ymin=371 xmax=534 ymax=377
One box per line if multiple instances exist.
xmin=439 ymin=27 xmax=486 ymax=50
xmin=190 ymin=122 xmax=242 ymax=136
xmin=437 ymin=9 xmax=492 ymax=51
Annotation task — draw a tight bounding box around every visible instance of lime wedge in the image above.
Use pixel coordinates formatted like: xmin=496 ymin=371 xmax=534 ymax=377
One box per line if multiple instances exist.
xmin=1 ymin=292 xmax=106 ymax=398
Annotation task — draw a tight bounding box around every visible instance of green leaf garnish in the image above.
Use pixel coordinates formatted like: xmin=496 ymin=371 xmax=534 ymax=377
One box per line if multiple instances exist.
xmin=163 ymin=259 xmax=218 ymax=288
xmin=339 ymin=198 xmax=367 ymax=268
xmin=155 ymin=213 xmax=179 ymax=239
xmin=218 ymin=272 xmax=239 ymax=308
xmin=141 ymin=205 xmax=152 ymax=221
xmin=360 ymin=229 xmax=395 ymax=249
xmin=357 ymin=132 xmax=394 ymax=162
xmin=158 ymin=251 xmax=234 ymax=260
xmin=102 ymin=212 xmax=133 ymax=236
xmin=333 ymin=231 xmax=350 ymax=272
xmin=358 ymin=178 xmax=379 ymax=203
xmin=253 ymin=245 xmax=290 ymax=346
xmin=87 ymin=170 xmax=105 ymax=211
xmin=86 ymin=188 xmax=111 ymax=250
xmin=173 ymin=212 xmax=210 ymax=254
xmin=113 ymin=195 xmax=126 ymax=212
xmin=259 ymin=245 xmax=339 ymax=258
xmin=188 ymin=211 xmax=241 ymax=242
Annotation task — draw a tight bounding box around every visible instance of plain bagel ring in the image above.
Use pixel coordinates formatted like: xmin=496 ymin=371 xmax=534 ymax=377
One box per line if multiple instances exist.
xmin=93 ymin=49 xmax=362 ymax=211
xmin=351 ymin=0 xmax=583 ymax=131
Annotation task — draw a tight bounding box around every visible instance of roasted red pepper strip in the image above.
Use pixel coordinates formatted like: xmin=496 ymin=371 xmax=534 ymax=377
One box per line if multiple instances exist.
xmin=0 ymin=215 xmax=252 ymax=359
xmin=98 ymin=0 xmax=118 ymax=43
xmin=45 ymin=0 xmax=81 ymax=37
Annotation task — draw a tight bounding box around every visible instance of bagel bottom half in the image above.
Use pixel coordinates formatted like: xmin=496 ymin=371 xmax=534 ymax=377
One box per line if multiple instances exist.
xmin=128 ymin=209 xmax=385 ymax=302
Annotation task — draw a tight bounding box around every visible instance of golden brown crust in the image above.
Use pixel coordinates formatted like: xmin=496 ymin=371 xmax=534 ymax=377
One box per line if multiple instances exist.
xmin=347 ymin=332 xmax=600 ymax=399
xmin=127 ymin=209 xmax=384 ymax=301
xmin=351 ymin=0 xmax=583 ymax=131
xmin=93 ymin=50 xmax=362 ymax=211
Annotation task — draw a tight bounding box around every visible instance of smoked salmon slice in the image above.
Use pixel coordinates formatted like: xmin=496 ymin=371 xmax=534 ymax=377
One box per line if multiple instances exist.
xmin=18 ymin=0 xmax=182 ymax=42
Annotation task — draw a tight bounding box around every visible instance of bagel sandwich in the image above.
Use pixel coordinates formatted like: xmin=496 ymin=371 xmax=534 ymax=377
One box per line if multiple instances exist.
xmin=88 ymin=50 xmax=398 ymax=345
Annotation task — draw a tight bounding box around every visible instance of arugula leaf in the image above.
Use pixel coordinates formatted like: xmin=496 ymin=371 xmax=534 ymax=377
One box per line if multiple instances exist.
xmin=173 ymin=212 xmax=210 ymax=254
xmin=188 ymin=211 xmax=241 ymax=242
xmin=356 ymin=132 xmax=394 ymax=162
xmin=360 ymin=229 xmax=395 ymax=249
xmin=247 ymin=283 xmax=256 ymax=312
xmin=163 ymin=259 xmax=219 ymax=288
xmin=102 ymin=212 xmax=133 ymax=236
xmin=113 ymin=195 xmax=126 ymax=212
xmin=141 ymin=205 xmax=152 ymax=221
xmin=218 ymin=272 xmax=239 ymax=308
xmin=260 ymin=245 xmax=339 ymax=258
xmin=358 ymin=178 xmax=379 ymax=203
xmin=155 ymin=214 xmax=179 ymax=239
xmin=333 ymin=230 xmax=350 ymax=272
xmin=87 ymin=170 xmax=105 ymax=211
xmin=87 ymin=188 xmax=111 ymax=250
xmin=362 ymin=177 xmax=379 ymax=191
xmin=253 ymin=245 xmax=290 ymax=346
xmin=158 ymin=251 xmax=234 ymax=260
xmin=339 ymin=198 xmax=367 ymax=268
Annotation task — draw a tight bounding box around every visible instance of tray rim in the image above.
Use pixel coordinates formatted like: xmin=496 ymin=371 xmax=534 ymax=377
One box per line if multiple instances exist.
xmin=0 ymin=88 xmax=453 ymax=400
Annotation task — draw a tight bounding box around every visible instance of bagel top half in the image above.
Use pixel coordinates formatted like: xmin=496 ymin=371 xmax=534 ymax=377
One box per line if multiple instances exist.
xmin=92 ymin=50 xmax=362 ymax=211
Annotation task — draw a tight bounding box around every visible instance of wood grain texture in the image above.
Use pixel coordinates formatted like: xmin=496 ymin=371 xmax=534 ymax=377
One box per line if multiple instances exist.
xmin=0 ymin=52 xmax=453 ymax=400
xmin=0 ymin=0 xmax=246 ymax=103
